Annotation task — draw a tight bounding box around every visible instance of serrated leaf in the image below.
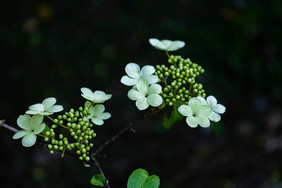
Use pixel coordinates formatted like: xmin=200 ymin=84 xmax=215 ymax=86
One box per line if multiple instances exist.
xmin=90 ymin=174 xmax=106 ymax=187
xmin=162 ymin=102 xmax=183 ymax=130
xmin=127 ymin=169 xmax=160 ymax=188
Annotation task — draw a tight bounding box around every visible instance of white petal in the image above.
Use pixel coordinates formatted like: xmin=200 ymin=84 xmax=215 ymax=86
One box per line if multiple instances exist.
xmin=121 ymin=76 xmax=138 ymax=86
xmin=28 ymin=104 xmax=44 ymax=112
xmin=196 ymin=116 xmax=211 ymax=128
xmin=161 ymin=40 xmax=172 ymax=49
xmin=147 ymin=94 xmax=163 ymax=107
xmin=81 ymin=87 xmax=95 ymax=101
xmin=31 ymin=115 xmax=44 ymax=129
xmin=22 ymin=133 xmax=37 ymax=147
xmin=25 ymin=110 xmax=40 ymax=115
xmin=34 ymin=123 xmax=46 ymax=134
xmin=17 ymin=115 xmax=32 ymax=130
xmin=125 ymin=63 xmax=140 ymax=79
xmin=188 ymin=98 xmax=202 ymax=111
xmin=42 ymin=97 xmax=56 ymax=110
xmin=92 ymin=104 xmax=105 ymax=116
xmin=149 ymin=38 xmax=165 ymax=50
xmin=12 ymin=130 xmax=28 ymax=139
xmin=40 ymin=112 xmax=53 ymax=115
xmin=167 ymin=41 xmax=185 ymax=51
xmin=198 ymin=105 xmax=212 ymax=117
xmin=128 ymin=89 xmax=144 ymax=100
xmin=197 ymin=96 xmax=207 ymax=105
xmin=48 ymin=105 xmax=64 ymax=113
xmin=178 ymin=105 xmax=192 ymax=117
xmin=99 ymin=112 xmax=111 ymax=120
xmin=136 ymin=97 xmax=149 ymax=110
xmin=148 ymin=84 xmax=162 ymax=95
xmin=207 ymin=96 xmax=217 ymax=107
xmin=91 ymin=118 xmax=104 ymax=126
xmin=213 ymin=104 xmax=226 ymax=114
xmin=208 ymin=112 xmax=221 ymax=122
xmin=140 ymin=65 xmax=155 ymax=77
xmin=136 ymin=79 xmax=149 ymax=94
xmin=186 ymin=116 xmax=198 ymax=128
xmin=144 ymin=75 xmax=159 ymax=85
xmin=93 ymin=91 xmax=112 ymax=103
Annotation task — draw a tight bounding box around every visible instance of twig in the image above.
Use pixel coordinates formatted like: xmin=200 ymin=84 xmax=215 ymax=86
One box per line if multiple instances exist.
xmin=0 ymin=120 xmax=18 ymax=133
xmin=92 ymin=123 xmax=134 ymax=157
xmin=91 ymin=155 xmax=111 ymax=188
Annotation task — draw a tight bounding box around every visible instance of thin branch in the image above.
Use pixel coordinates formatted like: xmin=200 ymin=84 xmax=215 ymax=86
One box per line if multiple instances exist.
xmin=92 ymin=123 xmax=134 ymax=157
xmin=0 ymin=120 xmax=18 ymax=133
xmin=91 ymin=155 xmax=111 ymax=188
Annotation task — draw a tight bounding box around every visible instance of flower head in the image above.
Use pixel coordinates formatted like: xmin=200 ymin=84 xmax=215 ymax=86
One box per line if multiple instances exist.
xmin=149 ymin=38 xmax=185 ymax=51
xmin=128 ymin=79 xmax=163 ymax=110
xmin=25 ymin=97 xmax=63 ymax=115
xmin=12 ymin=114 xmax=45 ymax=147
xmin=87 ymin=104 xmax=111 ymax=126
xmin=121 ymin=63 xmax=158 ymax=86
xmin=81 ymin=87 xmax=112 ymax=103
xmin=197 ymin=96 xmax=226 ymax=122
xmin=178 ymin=98 xmax=211 ymax=128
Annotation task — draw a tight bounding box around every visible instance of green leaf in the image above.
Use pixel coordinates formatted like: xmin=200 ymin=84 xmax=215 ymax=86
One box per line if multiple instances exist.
xmin=162 ymin=102 xmax=183 ymax=130
xmin=41 ymin=123 xmax=50 ymax=135
xmin=90 ymin=174 xmax=106 ymax=187
xmin=127 ymin=169 xmax=160 ymax=188
xmin=140 ymin=175 xmax=160 ymax=188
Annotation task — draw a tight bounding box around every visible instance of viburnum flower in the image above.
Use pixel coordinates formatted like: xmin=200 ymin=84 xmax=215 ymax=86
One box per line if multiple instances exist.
xmin=81 ymin=87 xmax=112 ymax=103
xmin=197 ymin=96 xmax=226 ymax=122
xmin=128 ymin=79 xmax=163 ymax=110
xmin=178 ymin=97 xmax=211 ymax=128
xmin=87 ymin=104 xmax=111 ymax=126
xmin=25 ymin=97 xmax=63 ymax=115
xmin=149 ymin=38 xmax=185 ymax=51
xmin=12 ymin=114 xmax=45 ymax=147
xmin=120 ymin=63 xmax=158 ymax=86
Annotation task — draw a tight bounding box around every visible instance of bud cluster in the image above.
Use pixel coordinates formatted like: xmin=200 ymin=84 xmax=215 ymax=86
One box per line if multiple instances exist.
xmin=155 ymin=55 xmax=206 ymax=106
xmin=44 ymin=107 xmax=96 ymax=161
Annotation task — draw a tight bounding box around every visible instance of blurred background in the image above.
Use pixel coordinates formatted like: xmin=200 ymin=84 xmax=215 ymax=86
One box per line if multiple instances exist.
xmin=0 ymin=0 xmax=282 ymax=187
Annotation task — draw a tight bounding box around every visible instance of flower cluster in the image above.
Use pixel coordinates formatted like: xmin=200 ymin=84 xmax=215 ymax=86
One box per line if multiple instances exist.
xmin=121 ymin=63 xmax=163 ymax=110
xmin=13 ymin=97 xmax=63 ymax=147
xmin=178 ymin=96 xmax=226 ymax=128
xmin=13 ymin=88 xmax=112 ymax=161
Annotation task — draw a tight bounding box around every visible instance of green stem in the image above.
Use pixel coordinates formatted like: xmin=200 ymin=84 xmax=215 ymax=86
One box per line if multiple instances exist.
xmin=47 ymin=116 xmax=55 ymax=122
xmin=37 ymin=133 xmax=48 ymax=138
xmin=59 ymin=124 xmax=70 ymax=129
xmin=188 ymin=84 xmax=193 ymax=96
xmin=165 ymin=51 xmax=170 ymax=58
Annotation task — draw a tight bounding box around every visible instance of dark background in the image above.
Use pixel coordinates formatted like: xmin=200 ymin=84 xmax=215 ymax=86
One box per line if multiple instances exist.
xmin=1 ymin=0 xmax=282 ymax=187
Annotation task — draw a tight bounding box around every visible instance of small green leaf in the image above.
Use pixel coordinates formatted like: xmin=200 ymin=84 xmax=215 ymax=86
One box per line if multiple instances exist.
xmin=127 ymin=168 xmax=160 ymax=188
xmin=140 ymin=175 xmax=160 ymax=188
xmin=41 ymin=123 xmax=50 ymax=135
xmin=162 ymin=102 xmax=183 ymax=130
xmin=90 ymin=174 xmax=106 ymax=187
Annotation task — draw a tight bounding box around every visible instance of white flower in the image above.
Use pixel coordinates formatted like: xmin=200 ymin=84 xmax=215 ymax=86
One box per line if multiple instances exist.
xmin=149 ymin=38 xmax=185 ymax=51
xmin=25 ymin=97 xmax=63 ymax=115
xmin=197 ymin=96 xmax=226 ymax=122
xmin=12 ymin=114 xmax=45 ymax=147
xmin=120 ymin=63 xmax=159 ymax=86
xmin=87 ymin=104 xmax=111 ymax=126
xmin=81 ymin=87 xmax=112 ymax=103
xmin=178 ymin=97 xmax=211 ymax=128
xmin=128 ymin=79 xmax=163 ymax=110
